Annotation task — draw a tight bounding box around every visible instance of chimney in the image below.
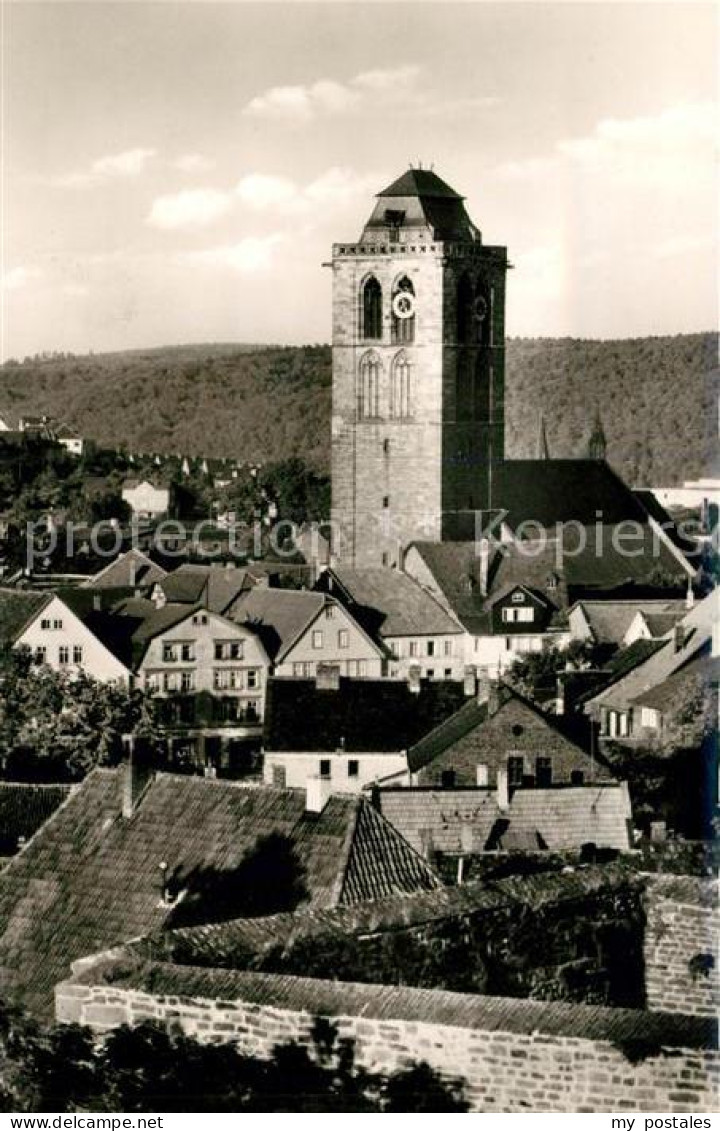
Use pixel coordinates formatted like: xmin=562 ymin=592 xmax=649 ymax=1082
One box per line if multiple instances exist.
xmin=496 ymin=766 xmax=510 ymax=812
xmin=120 ymin=737 xmax=151 ymax=819
xmin=674 ymin=623 xmax=685 ymax=652
xmin=129 ymin=559 xmax=137 ymax=588
xmin=487 ymin=678 xmax=502 ymax=718
xmin=477 ymin=538 xmax=490 ymax=597
xmin=463 ymin=665 xmax=477 ymax=697
xmin=92 ymin=593 xmax=102 ymax=612
xmin=316 ymin=662 xmax=341 ymax=691
xmin=407 ymin=664 xmax=422 ymax=695
xmin=555 ymin=673 xmax=565 ymax=716
xmin=686 ymin=580 xmax=695 ymax=610
xmin=305 ymin=774 xmax=331 ymax=815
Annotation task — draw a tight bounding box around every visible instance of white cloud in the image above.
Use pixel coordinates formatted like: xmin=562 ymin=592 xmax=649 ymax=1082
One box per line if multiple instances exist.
xmin=182 ymin=235 xmax=284 ymax=274
xmin=173 ymin=153 xmax=216 ymax=174
xmin=54 ymin=147 xmax=157 ymax=188
xmin=147 ymin=188 xmax=232 ymax=230
xmin=243 ymin=64 xmax=487 ymax=123
xmin=235 ymin=166 xmax=378 ymax=217
xmin=2 ymin=266 xmax=43 ymax=292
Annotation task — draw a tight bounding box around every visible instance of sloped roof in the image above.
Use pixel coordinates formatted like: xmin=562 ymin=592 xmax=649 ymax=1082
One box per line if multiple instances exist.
xmin=19 ymin=588 xmax=144 ymax=670
xmin=130 ymin=602 xmax=203 ymax=654
xmin=377 ymin=169 xmax=463 ymax=200
xmin=376 ymin=783 xmax=633 ymax=855
xmin=572 ymin=600 xmax=686 ymax=645
xmin=82 ymin=548 xmax=167 ymax=591
xmin=361 ymin=169 xmax=481 ymax=243
xmin=0 ymin=769 xmax=439 ymax=1019
xmin=584 ymin=590 xmax=717 ymax=712
xmin=157 ymin=564 xmax=253 ymax=614
xmin=631 ymin=653 xmax=719 ymax=712
xmin=264 ymin=676 xmax=467 ymax=753
xmin=0 ymin=588 xmax=47 ymax=646
xmin=235 ymin=589 xmax=352 ymax=662
xmin=494 ymin=460 xmax=650 ymax=528
xmin=642 ymin=611 xmax=686 ymax=638
xmin=0 ymin=782 xmax=72 ymax=855
xmin=324 ymin=567 xmax=462 ymax=637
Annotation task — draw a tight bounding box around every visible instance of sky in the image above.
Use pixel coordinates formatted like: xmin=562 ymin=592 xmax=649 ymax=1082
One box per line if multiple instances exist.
xmin=2 ymin=1 xmax=717 ymax=358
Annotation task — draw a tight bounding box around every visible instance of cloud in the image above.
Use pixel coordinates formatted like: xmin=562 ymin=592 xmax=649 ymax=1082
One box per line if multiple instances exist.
xmin=243 ymin=64 xmax=489 ymax=123
xmin=235 ymin=166 xmax=378 ymax=216
xmin=147 ymin=188 xmax=232 ymax=230
xmin=54 ymin=148 xmax=157 ymax=188
xmin=2 ymin=266 xmax=43 ymax=292
xmin=173 ymin=153 xmax=216 ymax=174
xmin=182 ymin=235 xmax=284 ymax=274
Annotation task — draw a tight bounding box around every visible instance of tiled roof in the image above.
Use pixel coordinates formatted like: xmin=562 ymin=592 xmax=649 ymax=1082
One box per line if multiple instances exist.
xmin=642 ymin=611 xmax=686 ymax=638
xmin=234 ymin=589 xmax=373 ymax=663
xmin=264 ymin=676 xmax=468 ymax=752
xmin=157 ymin=564 xmax=253 ymax=614
xmin=631 ymin=653 xmax=718 ymax=711
xmin=0 ymin=769 xmax=438 ymax=1019
xmin=494 ymin=460 xmax=651 ymax=529
xmin=377 ymin=169 xmax=463 ymax=200
xmin=68 ymin=959 xmax=718 ymax=1050
xmin=363 ymin=170 xmax=481 ymax=243
xmin=573 ymin=600 xmax=686 ymax=645
xmin=0 ymin=588 xmax=47 ymax=646
xmin=82 ymin=549 xmax=167 ymax=591
xmin=321 ymin=567 xmax=462 ymax=638
xmin=377 ymin=783 xmax=633 ymax=855
xmin=0 ymin=782 xmax=72 ymax=854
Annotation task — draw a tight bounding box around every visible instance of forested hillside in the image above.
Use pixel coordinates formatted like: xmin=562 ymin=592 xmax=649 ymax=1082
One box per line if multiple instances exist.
xmin=1 ymin=333 xmax=716 ymax=485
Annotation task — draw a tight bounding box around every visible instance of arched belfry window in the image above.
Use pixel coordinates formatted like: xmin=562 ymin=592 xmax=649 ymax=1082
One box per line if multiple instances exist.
xmin=357 ymin=351 xmax=382 ymax=420
xmin=456 ymin=273 xmax=475 ymax=344
xmin=391 ymin=276 xmax=416 ymax=345
xmin=391 ymin=351 xmax=412 ymax=419
xmin=361 ymin=276 xmax=382 ymax=341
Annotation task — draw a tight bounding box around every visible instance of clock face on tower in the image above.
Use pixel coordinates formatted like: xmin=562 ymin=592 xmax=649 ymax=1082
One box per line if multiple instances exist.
xmin=392 ymin=291 xmax=416 ymax=320
xmin=473 ymin=294 xmax=488 ymax=322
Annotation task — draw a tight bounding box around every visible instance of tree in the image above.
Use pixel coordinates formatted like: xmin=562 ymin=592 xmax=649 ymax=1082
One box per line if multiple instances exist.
xmin=0 ymin=649 xmax=158 ymax=782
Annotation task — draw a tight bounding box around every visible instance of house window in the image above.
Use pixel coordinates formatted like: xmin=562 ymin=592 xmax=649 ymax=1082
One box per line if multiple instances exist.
xmin=293 ymin=662 xmax=313 ymax=677
xmin=361 ymin=276 xmax=382 ymax=340
xmin=73 ymin=645 xmax=83 ymax=664
xmin=180 ymin=671 xmax=195 ymax=692
xmin=476 ymin=763 xmax=489 ymax=787
xmin=338 ymin=629 xmax=349 ymax=649
xmin=58 ymin=646 xmax=69 ymax=665
xmin=348 ymin=760 xmax=359 ymax=778
xmin=570 ymin=770 xmax=585 ymax=785
xmin=426 ymin=668 xmax=435 ymax=679
xmin=52 ymin=619 xmax=63 ymax=630
xmin=502 ymin=607 xmax=534 ymax=623
xmin=535 ymin=757 xmax=553 ymax=787
xmin=381 ymin=552 xmax=389 ymax=567
xmin=426 ymin=640 xmax=435 ymax=656
xmin=312 ymin=630 xmax=323 ymax=650
xmin=319 ymin=759 xmax=331 ymax=780
xmin=272 ymin=764 xmax=287 ymax=788
xmin=383 ymin=438 xmax=390 ymax=455
xmin=162 ymin=643 xmax=176 ymax=663
xmin=512 ymin=591 xmax=525 ymax=603
xmin=443 ymin=640 xmax=452 ymax=656
xmin=409 ymin=641 xmax=418 ymax=657
xmin=40 ymin=618 xmax=51 ymax=630
xmin=180 ymin=643 xmax=195 ymax=662
xmin=508 ymin=756 xmax=524 ymax=787
xmin=247 ymin=669 xmax=259 ymax=689
xmin=441 ymin=770 xmax=456 ymax=788
xmin=444 ymin=668 xmax=452 ymax=679
xmin=192 ymin=613 xmax=208 ymax=625
xmin=382 ymin=495 xmax=390 ymax=509
xmin=324 ymin=605 xmax=334 ymax=619
xmin=34 ymin=646 xmax=46 ymax=664
xmin=215 ymin=641 xmax=243 ymax=661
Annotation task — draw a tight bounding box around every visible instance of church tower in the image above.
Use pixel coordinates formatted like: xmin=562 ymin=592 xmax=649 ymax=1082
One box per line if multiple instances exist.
xmin=330 ymin=169 xmax=508 ymax=567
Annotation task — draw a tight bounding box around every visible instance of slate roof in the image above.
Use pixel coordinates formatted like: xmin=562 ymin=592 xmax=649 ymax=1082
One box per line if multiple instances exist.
xmin=321 ymin=567 xmax=462 ymax=637
xmin=156 ymin=564 xmax=254 ymax=614
xmin=0 ymin=588 xmax=47 ymax=646
xmin=264 ymin=676 xmax=467 ymax=753
xmin=493 ymin=460 xmax=652 ymax=529
xmin=234 ymin=589 xmax=376 ymax=663
xmin=0 ymin=782 xmax=72 ymax=855
xmin=362 ymin=169 xmax=482 ymax=243
xmin=377 ymin=169 xmax=464 ymax=200
xmin=0 ymin=769 xmax=439 ymax=1019
xmin=631 ymin=653 xmax=718 ymax=712
xmin=82 ymin=548 xmax=167 ymax=592
xmin=376 ymin=783 xmax=633 ymax=855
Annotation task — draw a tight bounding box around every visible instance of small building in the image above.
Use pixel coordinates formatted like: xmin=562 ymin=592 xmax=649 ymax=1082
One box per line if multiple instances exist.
xmin=568 ymin=599 xmax=687 ymax=650
xmin=82 ymin=547 xmax=168 ymax=592
xmin=316 ymin=565 xmax=466 ymax=679
xmin=121 ymin=479 xmax=170 ymax=520
xmin=234 ymin=588 xmax=386 ymax=678
xmin=263 ymin=669 xmax=467 ymax=792
xmin=56 ymin=424 xmax=84 ymax=457
xmin=150 ymin=562 xmax=253 ymax=617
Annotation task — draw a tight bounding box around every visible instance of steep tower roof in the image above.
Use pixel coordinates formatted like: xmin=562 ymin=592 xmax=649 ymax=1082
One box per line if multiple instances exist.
xmin=361 ymin=167 xmax=481 ymax=243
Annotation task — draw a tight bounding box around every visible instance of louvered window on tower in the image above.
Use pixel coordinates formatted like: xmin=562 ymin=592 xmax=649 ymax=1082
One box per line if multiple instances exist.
xmin=361 ymin=276 xmax=382 ymax=340
xmin=390 ymin=351 xmax=412 ymax=419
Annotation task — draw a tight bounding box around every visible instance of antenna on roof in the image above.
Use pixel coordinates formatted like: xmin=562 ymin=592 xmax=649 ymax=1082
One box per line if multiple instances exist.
xmin=418 ymin=159 xmax=422 ymax=170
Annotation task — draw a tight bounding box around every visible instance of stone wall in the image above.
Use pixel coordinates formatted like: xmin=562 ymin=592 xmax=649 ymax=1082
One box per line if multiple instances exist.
xmin=644 ymin=875 xmax=719 ymax=1018
xmin=57 ymin=961 xmax=719 ymax=1113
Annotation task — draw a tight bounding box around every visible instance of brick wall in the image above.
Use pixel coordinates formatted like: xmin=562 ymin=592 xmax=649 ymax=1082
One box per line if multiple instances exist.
xmin=644 ymin=875 xmax=719 ymax=1017
xmin=57 ymin=962 xmax=719 ymax=1113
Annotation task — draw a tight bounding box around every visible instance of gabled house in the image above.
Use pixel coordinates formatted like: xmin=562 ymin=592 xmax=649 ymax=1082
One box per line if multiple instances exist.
xmin=150 ymin=562 xmax=253 ymax=617
xmin=583 ymin=590 xmax=718 ymax=741
xmin=234 ymin=588 xmax=386 ymax=678
xmin=404 ymin=681 xmax=609 ymax=790
xmin=568 ymin=599 xmax=688 ymax=650
xmin=315 ymin=565 xmax=465 ymax=679
xmin=12 ymin=589 xmax=140 ymax=683
xmin=82 ymin=547 xmax=168 ymax=593
xmin=263 ymin=670 xmax=467 ymax=792
xmin=0 ymin=765 xmax=440 ymax=1020
xmin=133 ymin=604 xmax=271 ymax=766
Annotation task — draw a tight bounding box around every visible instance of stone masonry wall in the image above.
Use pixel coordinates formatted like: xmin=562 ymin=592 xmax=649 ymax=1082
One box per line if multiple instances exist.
xmin=57 ymin=964 xmax=719 ymax=1113
xmin=644 ymin=875 xmax=719 ymax=1018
